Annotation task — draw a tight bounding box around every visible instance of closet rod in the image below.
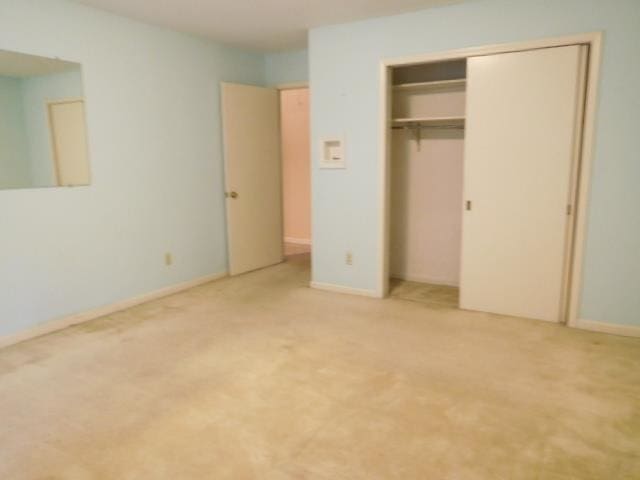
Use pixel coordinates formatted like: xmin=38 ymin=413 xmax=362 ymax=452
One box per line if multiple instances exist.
xmin=391 ymin=125 xmax=464 ymax=130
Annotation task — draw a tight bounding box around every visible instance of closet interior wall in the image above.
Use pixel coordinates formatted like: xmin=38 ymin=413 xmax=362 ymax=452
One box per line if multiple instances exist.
xmin=389 ymin=60 xmax=466 ymax=287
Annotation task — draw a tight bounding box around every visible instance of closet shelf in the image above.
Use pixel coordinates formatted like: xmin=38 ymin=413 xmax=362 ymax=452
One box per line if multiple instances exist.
xmin=393 ymin=79 xmax=466 ymax=91
xmin=392 ymin=116 xmax=465 ymax=128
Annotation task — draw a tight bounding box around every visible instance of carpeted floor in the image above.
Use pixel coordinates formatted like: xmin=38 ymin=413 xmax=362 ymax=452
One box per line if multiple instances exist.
xmin=1 ymin=253 xmax=639 ymax=479
xmin=389 ymin=278 xmax=459 ymax=308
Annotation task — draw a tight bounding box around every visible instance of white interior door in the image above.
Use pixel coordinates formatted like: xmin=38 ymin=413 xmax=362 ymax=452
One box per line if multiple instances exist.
xmin=48 ymin=100 xmax=90 ymax=186
xmin=221 ymin=83 xmax=283 ymax=275
xmin=460 ymin=45 xmax=586 ymax=322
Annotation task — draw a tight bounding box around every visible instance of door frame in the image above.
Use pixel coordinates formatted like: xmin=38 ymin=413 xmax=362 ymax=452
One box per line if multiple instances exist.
xmin=275 ymin=82 xmax=313 ymax=263
xmin=378 ymin=32 xmax=603 ymax=327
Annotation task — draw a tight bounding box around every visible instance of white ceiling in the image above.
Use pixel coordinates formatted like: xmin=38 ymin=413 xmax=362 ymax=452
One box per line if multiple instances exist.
xmin=73 ymin=0 xmax=465 ymax=51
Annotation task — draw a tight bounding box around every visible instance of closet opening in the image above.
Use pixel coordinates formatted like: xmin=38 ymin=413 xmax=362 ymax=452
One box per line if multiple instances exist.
xmin=379 ymin=33 xmax=602 ymax=327
xmin=388 ymin=60 xmax=467 ymax=308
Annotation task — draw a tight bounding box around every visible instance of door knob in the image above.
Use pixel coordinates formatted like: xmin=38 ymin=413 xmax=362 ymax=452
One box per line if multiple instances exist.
xmin=228 ymin=191 xmax=238 ymax=199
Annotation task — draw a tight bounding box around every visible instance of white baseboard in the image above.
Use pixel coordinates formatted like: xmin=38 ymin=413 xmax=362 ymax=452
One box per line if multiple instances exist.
xmin=284 ymin=237 xmax=312 ymax=246
xmin=0 ymin=271 xmax=228 ymax=350
xmin=573 ymin=318 xmax=640 ymax=338
xmin=390 ymin=273 xmax=459 ymax=288
xmin=310 ymin=281 xmax=380 ymax=298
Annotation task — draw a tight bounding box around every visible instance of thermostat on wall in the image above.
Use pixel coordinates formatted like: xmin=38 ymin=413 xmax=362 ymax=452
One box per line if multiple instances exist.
xmin=320 ymin=137 xmax=346 ymax=169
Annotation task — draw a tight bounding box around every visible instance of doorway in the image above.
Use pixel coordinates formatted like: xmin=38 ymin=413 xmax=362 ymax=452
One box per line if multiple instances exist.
xmin=221 ymin=82 xmax=311 ymax=277
xmin=279 ymin=86 xmax=311 ymax=259
xmin=380 ymin=33 xmax=602 ymax=326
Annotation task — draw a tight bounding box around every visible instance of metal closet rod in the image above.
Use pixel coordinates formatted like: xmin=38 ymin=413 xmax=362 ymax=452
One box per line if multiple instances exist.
xmin=391 ymin=125 xmax=465 ymax=130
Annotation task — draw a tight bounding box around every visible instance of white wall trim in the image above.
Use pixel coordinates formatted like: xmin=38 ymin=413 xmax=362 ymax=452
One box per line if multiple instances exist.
xmin=284 ymin=237 xmax=312 ymax=245
xmin=310 ymin=281 xmax=380 ymax=298
xmin=0 ymin=271 xmax=228 ymax=350
xmin=574 ymin=319 xmax=640 ymax=338
xmin=390 ymin=274 xmax=459 ymax=288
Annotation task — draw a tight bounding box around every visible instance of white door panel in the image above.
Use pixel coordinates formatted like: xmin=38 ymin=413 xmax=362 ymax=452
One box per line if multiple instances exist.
xmin=460 ymin=46 xmax=585 ymax=322
xmin=221 ymin=83 xmax=283 ymax=275
xmin=49 ymin=100 xmax=90 ymax=186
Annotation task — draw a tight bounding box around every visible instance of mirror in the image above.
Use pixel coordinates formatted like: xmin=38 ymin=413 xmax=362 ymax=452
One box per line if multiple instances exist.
xmin=0 ymin=49 xmax=90 ymax=190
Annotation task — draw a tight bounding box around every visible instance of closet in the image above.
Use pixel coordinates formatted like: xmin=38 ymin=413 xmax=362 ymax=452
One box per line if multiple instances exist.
xmin=389 ymin=60 xmax=467 ymax=307
xmin=388 ymin=45 xmax=588 ymax=322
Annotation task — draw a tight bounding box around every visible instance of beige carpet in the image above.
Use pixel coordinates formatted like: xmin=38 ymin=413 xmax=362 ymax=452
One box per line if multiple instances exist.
xmin=1 ymin=253 xmax=639 ymax=479
xmin=390 ymin=278 xmax=459 ymax=309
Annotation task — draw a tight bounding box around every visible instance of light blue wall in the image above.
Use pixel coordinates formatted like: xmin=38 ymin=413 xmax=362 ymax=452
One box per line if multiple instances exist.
xmin=0 ymin=76 xmax=30 ymax=188
xmin=21 ymin=68 xmax=83 ymax=185
xmin=265 ymin=49 xmax=308 ymax=86
xmin=310 ymin=0 xmax=640 ymax=326
xmin=0 ymin=0 xmax=265 ymax=336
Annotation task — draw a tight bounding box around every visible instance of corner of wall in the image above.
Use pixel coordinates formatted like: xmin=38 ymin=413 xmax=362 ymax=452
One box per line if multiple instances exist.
xmin=264 ymin=48 xmax=309 ymax=86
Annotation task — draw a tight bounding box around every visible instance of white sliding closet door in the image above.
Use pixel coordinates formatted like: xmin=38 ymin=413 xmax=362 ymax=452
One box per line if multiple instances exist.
xmin=460 ymin=45 xmax=586 ymax=322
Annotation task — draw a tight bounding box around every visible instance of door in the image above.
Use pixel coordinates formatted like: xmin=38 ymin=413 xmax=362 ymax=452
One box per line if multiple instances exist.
xmin=48 ymin=100 xmax=90 ymax=186
xmin=221 ymin=82 xmax=283 ymax=275
xmin=460 ymin=45 xmax=586 ymax=322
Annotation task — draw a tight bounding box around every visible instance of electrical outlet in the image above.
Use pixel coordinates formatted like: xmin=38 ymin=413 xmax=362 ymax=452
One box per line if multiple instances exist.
xmin=165 ymin=252 xmax=173 ymax=266
xmin=345 ymin=251 xmax=353 ymax=266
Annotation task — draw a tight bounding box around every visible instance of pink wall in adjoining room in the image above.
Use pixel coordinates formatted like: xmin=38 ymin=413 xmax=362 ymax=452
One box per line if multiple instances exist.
xmin=280 ymin=88 xmax=311 ymax=243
